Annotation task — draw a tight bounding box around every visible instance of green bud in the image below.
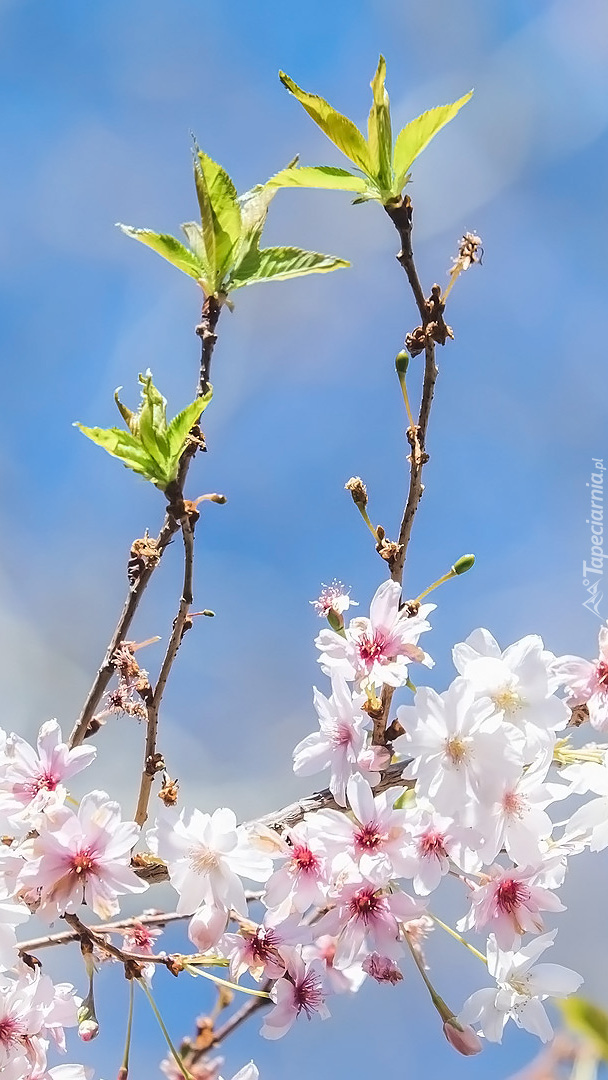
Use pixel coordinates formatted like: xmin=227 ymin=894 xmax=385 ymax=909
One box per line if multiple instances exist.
xmin=452 ymin=553 xmax=475 ymax=576
xmin=395 ymin=349 xmax=410 ymax=375
xmin=327 ymin=608 xmax=345 ymax=634
xmin=202 ymin=609 xmax=215 ymax=617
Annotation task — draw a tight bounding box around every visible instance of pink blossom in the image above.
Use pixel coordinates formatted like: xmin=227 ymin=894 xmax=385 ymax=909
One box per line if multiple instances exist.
xmin=18 ymin=790 xmax=147 ymax=921
xmin=459 ymin=865 xmax=565 ymax=950
xmin=263 ymin=822 xmax=329 ymax=917
xmin=0 ymin=721 xmax=96 ymax=833
xmin=315 ymin=881 xmax=422 ymax=969
xmin=222 ymin=916 xmax=304 ymax=983
xmin=315 ymin=579 xmax=434 ymax=688
xmin=362 ymin=953 xmax=403 ymax=984
xmin=553 ymin=624 xmax=608 ymax=732
xmin=302 ymin=935 xmax=365 ymax=995
xmin=292 ymin=675 xmax=369 ymax=806
xmin=399 ymin=803 xmax=481 ymax=895
xmin=260 ymin=953 xmax=329 ymax=1039
xmin=310 ymin=581 xmax=357 ymax=618
xmin=306 ymin=773 xmax=410 ymax=885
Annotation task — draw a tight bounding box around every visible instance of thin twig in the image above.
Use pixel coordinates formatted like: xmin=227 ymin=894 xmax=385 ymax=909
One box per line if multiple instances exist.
xmin=208 ymin=982 xmax=272 ymax=1052
xmin=134 ymin=515 xmax=195 ymax=827
xmin=68 ymin=298 xmax=222 ymax=750
xmin=18 ymin=893 xmax=265 ymax=956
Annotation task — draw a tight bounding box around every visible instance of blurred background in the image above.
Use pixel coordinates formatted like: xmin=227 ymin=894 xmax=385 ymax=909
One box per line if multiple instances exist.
xmin=1 ymin=0 xmax=608 ymax=1076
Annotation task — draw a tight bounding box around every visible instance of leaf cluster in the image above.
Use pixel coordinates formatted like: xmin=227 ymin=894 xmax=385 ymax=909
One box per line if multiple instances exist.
xmin=75 ymin=372 xmax=212 ymax=491
xmin=118 ymin=151 xmax=348 ymax=298
xmin=270 ymin=57 xmax=472 ymax=206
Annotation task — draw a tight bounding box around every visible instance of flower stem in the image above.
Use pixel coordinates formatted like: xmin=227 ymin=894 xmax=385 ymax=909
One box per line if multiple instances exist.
xmin=120 ymin=979 xmax=135 ymax=1078
xmin=429 ymin=913 xmax=488 ymax=965
xmin=137 ymin=979 xmax=192 ymax=1080
xmin=183 ymin=961 xmax=271 ymax=999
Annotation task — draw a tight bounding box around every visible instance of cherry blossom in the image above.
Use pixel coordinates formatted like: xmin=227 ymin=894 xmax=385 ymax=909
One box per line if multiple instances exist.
xmin=0 ymin=721 xmax=96 ymax=834
xmin=18 ymin=790 xmax=146 ymax=921
xmin=315 ymin=579 xmax=434 ymax=688
xmin=292 ymin=675 xmax=369 ymax=805
xmin=453 ymin=630 xmax=568 ymax=757
xmin=306 ymin=773 xmax=410 ymax=884
xmin=261 ymin=953 xmax=329 ymax=1039
xmin=396 ymin=678 xmax=521 ymax=815
xmin=315 ymin=881 xmax=422 ymax=969
xmin=263 ymin=822 xmax=329 ymax=917
xmin=148 ymin=806 xmax=272 ymax=916
xmin=553 ymin=623 xmax=608 ymax=731
xmin=310 ymin=581 xmax=357 ymax=618
xmin=398 ymin=802 xmax=481 ymax=895
xmin=362 ymin=953 xmax=404 ymax=984
xmin=458 ymin=931 xmax=582 ymax=1042
xmin=302 ymin=935 xmax=365 ymax=995
xmin=476 ymin=758 xmax=559 ymax=867
xmin=458 ymin=864 xmax=565 ymax=950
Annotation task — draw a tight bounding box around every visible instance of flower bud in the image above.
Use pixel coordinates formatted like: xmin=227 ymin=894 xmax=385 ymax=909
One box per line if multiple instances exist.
xmin=451 ymin=553 xmax=475 ymax=576
xmin=443 ymin=1017 xmax=482 ymax=1056
xmin=345 ymin=476 xmax=368 ymax=508
xmin=327 ymin=608 xmax=344 ymax=633
xmin=395 ymin=349 xmax=410 ymax=375
xmin=78 ymin=1018 xmax=100 ymax=1042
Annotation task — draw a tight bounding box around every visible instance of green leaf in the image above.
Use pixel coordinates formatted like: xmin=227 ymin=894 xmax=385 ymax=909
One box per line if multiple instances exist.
xmin=165 ymin=389 xmax=212 ymax=477
xmin=558 ymin=998 xmax=608 ymax=1062
xmin=267 ymin=164 xmax=369 ymax=194
xmin=279 ymin=71 xmax=372 ymax=174
xmin=367 ymin=56 xmax=392 ymax=191
xmin=194 ymin=149 xmax=241 ymax=284
xmin=392 ymin=91 xmax=473 ymax=194
xmin=75 ymin=424 xmax=161 ymax=484
xmin=229 ymin=245 xmax=349 ymax=289
xmin=117 ymin=226 xmax=205 ymax=282
xmin=76 ymin=373 xmax=213 ymax=491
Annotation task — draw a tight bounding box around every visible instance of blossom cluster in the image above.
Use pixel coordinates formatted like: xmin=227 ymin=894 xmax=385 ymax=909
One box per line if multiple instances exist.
xmin=0 ymin=586 xmax=607 ymax=1075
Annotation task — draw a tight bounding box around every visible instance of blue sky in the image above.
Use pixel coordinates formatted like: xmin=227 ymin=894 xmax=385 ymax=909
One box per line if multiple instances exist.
xmin=2 ymin=0 xmax=608 ymax=1077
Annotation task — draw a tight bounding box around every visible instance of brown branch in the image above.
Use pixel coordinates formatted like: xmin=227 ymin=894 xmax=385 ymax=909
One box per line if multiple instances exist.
xmin=134 ymin=514 xmax=196 ymax=827
xmin=68 ymin=297 xmax=222 ymax=750
xmin=132 ymin=761 xmax=412 ymax=884
xmin=210 ymin=982 xmax=272 ymax=1051
xmin=18 ymin=894 xmax=264 ymax=956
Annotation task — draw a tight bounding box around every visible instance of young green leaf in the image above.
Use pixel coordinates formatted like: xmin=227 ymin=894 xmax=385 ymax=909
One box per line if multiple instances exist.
xmin=194 ymin=149 xmax=241 ymax=284
xmin=229 ymin=245 xmax=349 ymax=289
xmin=391 ymin=91 xmax=473 ymax=195
xmin=367 ymin=56 xmax=392 ymax=192
xmin=117 ymin=226 xmax=206 ymax=281
xmin=267 ymin=164 xmax=369 ymax=194
xmin=75 ymin=373 xmax=213 ymax=491
xmin=279 ymin=71 xmax=372 ymax=174
xmin=74 ymin=425 xmax=162 ymax=484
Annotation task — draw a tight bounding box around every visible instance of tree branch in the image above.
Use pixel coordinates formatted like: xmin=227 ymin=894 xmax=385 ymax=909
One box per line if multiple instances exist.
xmin=134 ymin=514 xmax=196 ymax=827
xmin=68 ymin=298 xmax=222 ymax=750
xmin=132 ymin=761 xmax=412 ymax=884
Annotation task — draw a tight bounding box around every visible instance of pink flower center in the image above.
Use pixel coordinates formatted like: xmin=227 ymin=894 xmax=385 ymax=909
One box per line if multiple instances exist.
xmin=495 ymin=877 xmax=530 ymax=913
xmin=292 ymin=845 xmax=320 ymax=874
xmin=502 ymin=790 xmax=524 ymax=817
xmin=71 ymin=848 xmax=97 ymax=876
xmin=348 ymin=886 xmax=382 ymax=923
xmin=246 ymin=927 xmax=280 ymax=963
xmin=0 ymin=1014 xmax=22 ymax=1049
xmin=357 ymin=632 xmax=389 ymax=667
xmin=354 ymin=823 xmax=383 ymax=850
xmin=331 ymin=723 xmax=354 ymax=750
xmin=597 ymin=661 xmax=608 ymax=689
xmin=418 ymin=831 xmax=447 ymax=858
xmin=294 ymin=969 xmax=325 ymax=1017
